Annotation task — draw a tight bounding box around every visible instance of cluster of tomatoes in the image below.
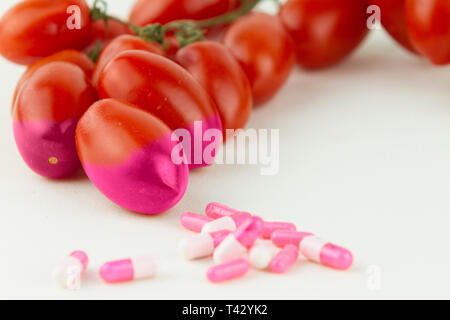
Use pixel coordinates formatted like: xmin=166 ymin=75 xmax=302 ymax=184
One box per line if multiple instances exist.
xmin=0 ymin=0 xmax=449 ymax=215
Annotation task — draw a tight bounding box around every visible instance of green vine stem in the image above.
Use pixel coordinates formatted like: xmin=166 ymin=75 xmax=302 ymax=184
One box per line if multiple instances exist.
xmin=89 ymin=0 xmax=263 ymax=49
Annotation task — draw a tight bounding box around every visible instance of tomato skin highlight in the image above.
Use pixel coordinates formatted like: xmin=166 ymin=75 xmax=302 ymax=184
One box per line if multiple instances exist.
xmin=97 ymin=50 xmax=222 ymax=168
xmin=279 ymin=0 xmax=369 ymax=69
xmin=92 ymin=35 xmax=164 ymax=87
xmin=129 ymin=0 xmax=237 ymax=26
xmin=176 ymin=41 xmax=252 ymax=139
xmin=369 ymin=0 xmax=417 ymax=53
xmin=406 ymin=0 xmax=450 ymax=65
xmin=13 ymin=62 xmax=97 ymax=179
xmin=222 ymin=12 xmax=296 ymax=105
xmin=76 ymin=98 xmax=189 ymax=215
xmin=12 ymin=50 xmax=94 ymax=113
xmin=0 ymin=0 xmax=93 ymax=65
xmin=84 ymin=19 xmax=133 ymax=54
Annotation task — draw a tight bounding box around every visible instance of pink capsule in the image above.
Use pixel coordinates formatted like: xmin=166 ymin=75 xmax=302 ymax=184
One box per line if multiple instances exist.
xmin=213 ymin=216 xmax=264 ymax=264
xmin=269 ymin=245 xmax=299 ymax=273
xmin=201 ymin=212 xmax=252 ymax=234
xmin=207 ymin=259 xmax=250 ymax=283
xmin=271 ymin=230 xmax=314 ymax=247
xmin=100 ymin=255 xmax=156 ymax=283
xmin=52 ymin=250 xmax=89 ymax=289
xmin=261 ymin=221 xmax=297 ymax=239
xmin=205 ymin=202 xmax=242 ymax=219
xmin=179 ymin=230 xmax=231 ymax=260
xmin=180 ymin=211 xmax=213 ymax=232
xmin=300 ymin=235 xmax=353 ymax=270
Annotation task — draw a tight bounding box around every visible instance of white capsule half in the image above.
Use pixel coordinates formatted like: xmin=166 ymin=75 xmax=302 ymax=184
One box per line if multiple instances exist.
xmin=201 ymin=216 xmax=237 ymax=234
xmin=179 ymin=233 xmax=215 ymax=260
xmin=213 ymin=234 xmax=248 ymax=264
xmin=249 ymin=243 xmax=279 ymax=270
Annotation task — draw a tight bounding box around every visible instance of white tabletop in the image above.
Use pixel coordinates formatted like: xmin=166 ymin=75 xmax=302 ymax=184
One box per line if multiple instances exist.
xmin=1 ymin=0 xmax=449 ymax=299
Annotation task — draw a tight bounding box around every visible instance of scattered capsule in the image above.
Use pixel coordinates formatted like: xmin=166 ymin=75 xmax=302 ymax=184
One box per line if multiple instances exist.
xmin=99 ymin=255 xmax=156 ymax=283
xmin=207 ymin=259 xmax=250 ymax=283
xmin=248 ymin=240 xmax=279 ymax=270
xmin=213 ymin=216 xmax=264 ymax=264
xmin=205 ymin=202 xmax=243 ymax=219
xmin=52 ymin=250 xmax=89 ymax=289
xmin=271 ymin=230 xmax=314 ymax=248
xmin=269 ymin=245 xmax=299 ymax=274
xmin=262 ymin=221 xmax=297 ymax=239
xmin=180 ymin=212 xmax=213 ymax=232
xmin=179 ymin=230 xmax=231 ymax=260
xmin=300 ymin=235 xmax=353 ymax=270
xmin=201 ymin=212 xmax=252 ymax=234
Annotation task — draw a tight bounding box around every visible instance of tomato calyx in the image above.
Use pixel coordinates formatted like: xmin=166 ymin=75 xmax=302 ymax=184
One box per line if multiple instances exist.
xmin=90 ymin=0 xmax=264 ymax=48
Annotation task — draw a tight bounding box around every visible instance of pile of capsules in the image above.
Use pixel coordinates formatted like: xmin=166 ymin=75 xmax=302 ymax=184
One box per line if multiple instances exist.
xmin=180 ymin=202 xmax=353 ymax=283
xmin=53 ymin=202 xmax=353 ymax=288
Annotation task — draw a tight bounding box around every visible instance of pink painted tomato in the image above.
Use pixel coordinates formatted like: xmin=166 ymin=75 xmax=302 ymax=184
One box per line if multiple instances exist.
xmin=0 ymin=0 xmax=93 ymax=65
xmin=97 ymin=50 xmax=222 ymax=168
xmin=222 ymin=12 xmax=296 ymax=105
xmin=13 ymin=62 xmax=97 ymax=179
xmin=176 ymin=41 xmax=252 ymax=139
xmin=76 ymin=99 xmax=189 ymax=214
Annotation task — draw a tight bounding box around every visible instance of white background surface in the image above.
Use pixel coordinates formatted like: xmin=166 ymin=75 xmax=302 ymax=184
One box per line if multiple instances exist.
xmin=1 ymin=0 xmax=450 ymax=300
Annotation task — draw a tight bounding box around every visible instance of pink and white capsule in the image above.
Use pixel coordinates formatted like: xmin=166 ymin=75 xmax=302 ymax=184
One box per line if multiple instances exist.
xmin=248 ymin=240 xmax=279 ymax=270
xmin=100 ymin=255 xmax=156 ymax=283
xmin=207 ymin=258 xmax=250 ymax=283
xmin=300 ymin=235 xmax=353 ymax=270
xmin=261 ymin=221 xmax=297 ymax=239
xmin=205 ymin=202 xmax=243 ymax=219
xmin=201 ymin=212 xmax=251 ymax=234
xmin=179 ymin=230 xmax=231 ymax=260
xmin=180 ymin=212 xmax=213 ymax=232
xmin=52 ymin=250 xmax=89 ymax=289
xmin=269 ymin=244 xmax=299 ymax=273
xmin=271 ymin=230 xmax=314 ymax=248
xmin=213 ymin=216 xmax=264 ymax=264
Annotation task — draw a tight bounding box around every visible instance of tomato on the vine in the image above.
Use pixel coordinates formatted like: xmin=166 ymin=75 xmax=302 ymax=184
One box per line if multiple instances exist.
xmin=279 ymin=0 xmax=369 ymax=69
xmin=84 ymin=19 xmax=133 ymax=54
xmin=92 ymin=35 xmax=163 ymax=87
xmin=129 ymin=0 xmax=237 ymax=26
xmin=369 ymin=0 xmax=417 ymax=53
xmin=176 ymin=41 xmax=252 ymax=139
xmin=406 ymin=0 xmax=450 ymax=65
xmin=222 ymin=12 xmax=295 ymax=105
xmin=12 ymin=50 xmax=95 ymax=112
xmin=0 ymin=0 xmax=92 ymax=65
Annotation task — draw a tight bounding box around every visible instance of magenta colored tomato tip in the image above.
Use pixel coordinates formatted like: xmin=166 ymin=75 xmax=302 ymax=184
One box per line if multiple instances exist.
xmin=13 ymin=119 xmax=82 ymax=179
xmin=82 ymin=133 xmax=189 ymax=215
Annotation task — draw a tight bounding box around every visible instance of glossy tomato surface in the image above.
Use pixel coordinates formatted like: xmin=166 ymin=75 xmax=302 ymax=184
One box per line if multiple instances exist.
xmin=222 ymin=12 xmax=296 ymax=105
xmin=92 ymin=35 xmax=163 ymax=87
xmin=369 ymin=0 xmax=417 ymax=53
xmin=129 ymin=0 xmax=237 ymax=26
xmin=406 ymin=0 xmax=450 ymax=65
xmin=176 ymin=41 xmax=252 ymax=139
xmin=0 ymin=0 xmax=92 ymax=65
xmin=76 ymin=99 xmax=189 ymax=214
xmin=84 ymin=19 xmax=133 ymax=54
xmin=13 ymin=62 xmax=97 ymax=179
xmin=97 ymin=50 xmax=222 ymax=168
xmin=12 ymin=50 xmax=95 ymax=111
xmin=279 ymin=0 xmax=369 ymax=69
